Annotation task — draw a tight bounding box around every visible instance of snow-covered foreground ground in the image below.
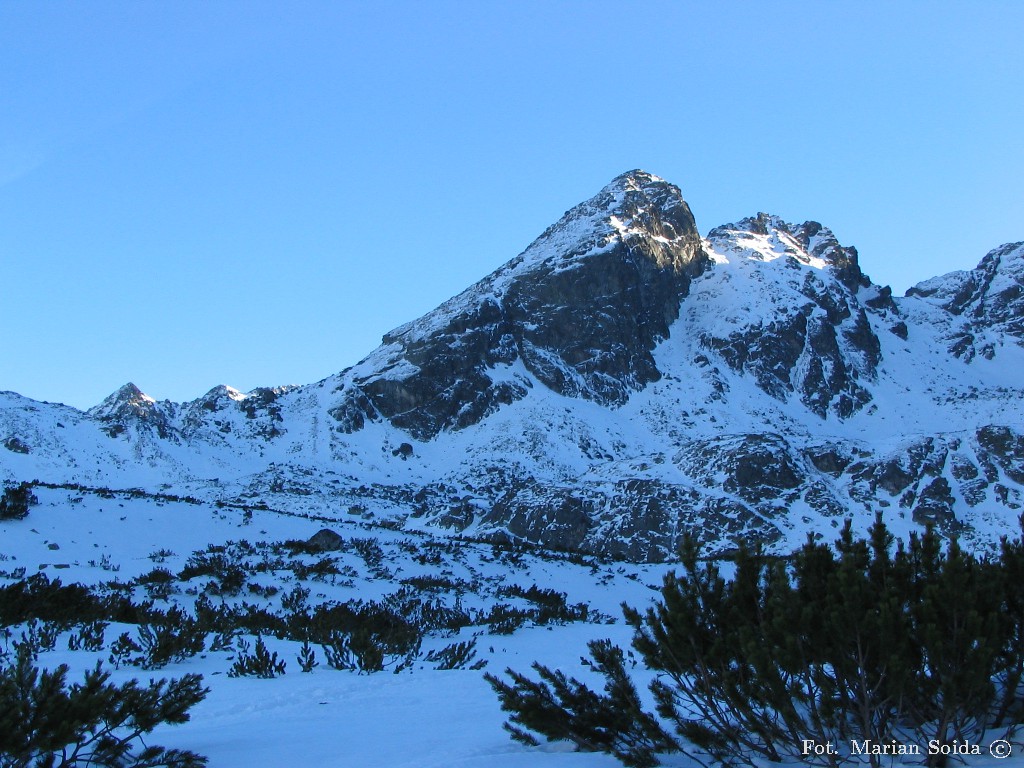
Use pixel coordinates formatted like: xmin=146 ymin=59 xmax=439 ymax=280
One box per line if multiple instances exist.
xmin=155 ymin=626 xmax=627 ymax=768
xmin=3 ymin=485 xmax=1023 ymax=767
xmin=0 ymin=486 xmax=657 ymax=766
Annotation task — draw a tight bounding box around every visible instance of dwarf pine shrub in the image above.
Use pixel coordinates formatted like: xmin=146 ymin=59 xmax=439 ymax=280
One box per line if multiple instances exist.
xmin=0 ymin=645 xmax=208 ymax=768
xmin=489 ymin=516 xmax=1024 ymax=768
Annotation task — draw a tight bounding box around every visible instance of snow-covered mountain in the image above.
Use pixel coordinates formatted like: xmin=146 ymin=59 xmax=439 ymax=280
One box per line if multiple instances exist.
xmin=3 ymin=170 xmax=1023 ymax=560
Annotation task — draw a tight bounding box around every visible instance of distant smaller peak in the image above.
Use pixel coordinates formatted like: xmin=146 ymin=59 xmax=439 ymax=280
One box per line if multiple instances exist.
xmin=87 ymin=382 xmax=159 ymax=421
xmin=186 ymin=384 xmax=247 ymax=416
xmin=109 ymin=382 xmax=154 ymax=405
xmin=200 ymin=384 xmax=245 ymax=401
xmin=908 ymin=240 xmax=1024 ymax=310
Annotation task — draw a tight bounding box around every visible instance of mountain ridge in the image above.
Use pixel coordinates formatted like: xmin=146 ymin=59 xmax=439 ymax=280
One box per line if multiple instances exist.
xmin=3 ymin=170 xmax=1023 ymax=561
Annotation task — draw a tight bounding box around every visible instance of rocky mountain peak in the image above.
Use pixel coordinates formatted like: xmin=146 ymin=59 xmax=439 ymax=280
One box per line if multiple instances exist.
xmin=329 ymin=171 xmax=710 ymax=439
xmin=699 ymin=215 xmax=897 ymax=419
xmin=505 ymin=169 xmax=704 ymax=285
xmin=201 ymin=384 xmax=245 ymax=403
xmin=607 ymin=168 xmax=666 ymax=187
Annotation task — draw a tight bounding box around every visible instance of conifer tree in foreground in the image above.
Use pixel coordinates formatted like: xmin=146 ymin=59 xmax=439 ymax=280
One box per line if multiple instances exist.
xmin=488 ymin=516 xmax=1024 ymax=767
xmin=0 ymin=483 xmax=37 ymax=521
xmin=0 ymin=645 xmax=208 ymax=768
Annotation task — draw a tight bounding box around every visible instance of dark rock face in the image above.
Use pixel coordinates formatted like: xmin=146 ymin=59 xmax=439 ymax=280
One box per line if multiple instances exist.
xmin=480 ymin=476 xmax=783 ymax=562
xmin=848 ymin=438 xmax=948 ymax=500
xmin=331 ymin=298 xmax=526 ymax=439
xmin=504 ymin=175 xmax=708 ymax=401
xmin=913 ymin=476 xmax=958 ymax=530
xmin=977 ymin=425 xmax=1024 ymax=484
xmin=675 ymin=434 xmax=803 ymax=503
xmin=488 ymin=485 xmax=596 ymax=553
xmin=445 ymin=434 xmax=819 ymax=561
xmin=426 ymin=422 xmax=1024 ymax=560
xmin=330 ymin=171 xmax=709 ymax=440
xmin=805 ymin=444 xmax=854 ymax=476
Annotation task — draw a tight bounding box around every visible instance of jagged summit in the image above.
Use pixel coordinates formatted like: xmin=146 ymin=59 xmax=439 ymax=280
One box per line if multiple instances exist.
xmin=482 ymin=168 xmax=704 ymax=296
xmin=611 ymin=168 xmax=666 ymax=184
xmin=708 ymin=214 xmax=870 ymax=292
xmin=380 ymin=169 xmax=703 ymax=344
xmin=84 ymin=382 xmax=176 ymax=439
xmin=196 ymin=384 xmax=246 ymax=403
xmin=698 ymin=215 xmax=894 ymax=419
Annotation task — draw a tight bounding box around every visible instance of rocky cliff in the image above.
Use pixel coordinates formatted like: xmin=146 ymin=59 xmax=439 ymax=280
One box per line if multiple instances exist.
xmin=329 ymin=171 xmax=709 ymax=439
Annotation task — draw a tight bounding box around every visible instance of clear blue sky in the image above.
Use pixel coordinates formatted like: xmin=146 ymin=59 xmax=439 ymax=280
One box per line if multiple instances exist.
xmin=2 ymin=1 xmax=1022 ymax=410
